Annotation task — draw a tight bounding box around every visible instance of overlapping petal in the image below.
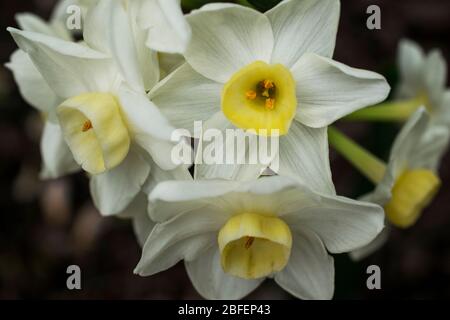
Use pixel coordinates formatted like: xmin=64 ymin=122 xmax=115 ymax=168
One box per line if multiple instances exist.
xmin=292 ymin=53 xmax=390 ymax=128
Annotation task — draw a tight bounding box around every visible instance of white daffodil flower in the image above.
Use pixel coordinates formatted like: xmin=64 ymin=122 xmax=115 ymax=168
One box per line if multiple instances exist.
xmin=136 ymin=0 xmax=192 ymax=54
xmin=329 ymin=109 xmax=449 ymax=260
xmin=8 ymin=0 xmax=185 ymax=216
xmin=6 ymin=13 xmax=79 ymax=179
xmin=135 ymin=176 xmax=384 ymax=300
xmin=150 ymin=0 xmax=390 ymax=193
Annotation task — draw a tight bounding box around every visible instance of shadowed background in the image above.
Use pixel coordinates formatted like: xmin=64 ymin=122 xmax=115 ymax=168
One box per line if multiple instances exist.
xmin=0 ymin=0 xmax=449 ymax=299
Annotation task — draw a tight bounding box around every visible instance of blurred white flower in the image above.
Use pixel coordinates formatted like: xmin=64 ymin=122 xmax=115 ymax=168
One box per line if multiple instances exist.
xmin=8 ymin=0 xmax=186 ymax=216
xmin=150 ymin=0 xmax=390 ymax=194
xmin=135 ymin=176 xmax=384 ymax=300
xmin=346 ymin=109 xmax=449 ymax=260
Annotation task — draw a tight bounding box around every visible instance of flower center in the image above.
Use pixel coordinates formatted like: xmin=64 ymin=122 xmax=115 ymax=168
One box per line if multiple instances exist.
xmin=57 ymin=93 xmax=130 ymax=175
xmin=222 ymin=61 xmax=297 ymax=136
xmin=218 ymin=212 xmax=292 ymax=280
xmin=385 ymin=169 xmax=441 ymax=228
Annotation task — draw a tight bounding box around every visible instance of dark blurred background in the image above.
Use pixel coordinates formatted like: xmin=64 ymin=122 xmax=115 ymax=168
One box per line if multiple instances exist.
xmin=0 ymin=0 xmax=449 ymax=299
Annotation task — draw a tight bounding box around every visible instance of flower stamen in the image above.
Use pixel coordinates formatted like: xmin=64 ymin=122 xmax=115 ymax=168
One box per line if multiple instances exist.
xmin=244 ymin=236 xmax=255 ymax=249
xmin=246 ymin=90 xmax=257 ymax=100
xmin=82 ymin=120 xmax=93 ymax=132
xmin=265 ymin=98 xmax=275 ymax=110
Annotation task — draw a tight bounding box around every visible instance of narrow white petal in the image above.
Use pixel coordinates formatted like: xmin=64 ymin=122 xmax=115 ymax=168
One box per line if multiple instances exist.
xmin=8 ymin=28 xmax=115 ymax=99
xmin=118 ymin=85 xmax=176 ymax=144
xmin=6 ymin=50 xmax=59 ymax=113
xmin=266 ymin=0 xmax=340 ymax=67
xmin=16 ymin=13 xmax=71 ymax=40
xmin=109 ymin=0 xmax=146 ymax=92
xmin=40 ymin=121 xmax=80 ymax=179
xmin=194 ymin=118 xmax=269 ymax=181
xmin=350 ymin=226 xmax=390 ymax=261
xmin=274 ymin=122 xmax=335 ymax=195
xmin=186 ymin=245 xmax=263 ymax=300
xmin=118 ymin=192 xmax=155 ymax=247
xmin=396 ymin=39 xmax=425 ymax=99
xmin=134 ymin=208 xmax=223 ymax=276
xmin=293 ymin=53 xmax=390 ymax=128
xmin=185 ymin=4 xmax=273 ymax=83
xmin=138 ymin=0 xmax=191 ymax=54
xmin=150 ymin=63 xmax=222 ymax=134
xmin=388 ymin=108 xmax=429 ymax=175
xmin=275 ymin=229 xmax=334 ymax=300
xmin=149 ymin=176 xmax=300 ymax=222
xmin=90 ymin=148 xmax=150 ymax=216
xmin=424 ymin=49 xmax=447 ymax=105
xmin=283 ymin=195 xmax=385 ymax=254
xmin=410 ymin=124 xmax=450 ymax=171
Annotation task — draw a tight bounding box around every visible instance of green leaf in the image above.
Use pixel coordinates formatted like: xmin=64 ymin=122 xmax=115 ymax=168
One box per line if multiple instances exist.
xmin=247 ymin=0 xmax=281 ymax=12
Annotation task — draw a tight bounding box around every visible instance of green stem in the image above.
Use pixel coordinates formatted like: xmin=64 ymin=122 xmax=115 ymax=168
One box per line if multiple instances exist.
xmin=344 ymin=96 xmax=426 ymax=122
xmin=328 ymin=127 xmax=386 ymax=184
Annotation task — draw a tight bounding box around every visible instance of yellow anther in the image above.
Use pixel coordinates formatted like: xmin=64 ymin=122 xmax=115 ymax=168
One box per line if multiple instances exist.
xmin=244 ymin=236 xmax=255 ymax=249
xmin=263 ymin=79 xmax=274 ymax=89
xmin=246 ymin=90 xmax=257 ymax=100
xmin=265 ymin=98 xmax=275 ymax=110
xmin=82 ymin=120 xmax=93 ymax=132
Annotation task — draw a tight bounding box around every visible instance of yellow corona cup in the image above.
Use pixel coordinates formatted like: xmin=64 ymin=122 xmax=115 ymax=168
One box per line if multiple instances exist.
xmin=57 ymin=93 xmax=131 ymax=175
xmin=222 ymin=61 xmax=297 ymax=136
xmin=385 ymin=169 xmax=441 ymax=228
xmin=218 ymin=213 xmax=292 ymax=279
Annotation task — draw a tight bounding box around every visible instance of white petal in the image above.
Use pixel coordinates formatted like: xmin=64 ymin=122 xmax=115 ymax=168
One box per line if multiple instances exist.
xmin=282 ymin=193 xmax=384 ymax=254
xmin=410 ymin=124 xmax=450 ymax=171
xmin=350 ymin=226 xmax=390 ymax=261
xmin=108 ymin=0 xmax=146 ymax=92
xmin=118 ymin=85 xmax=176 ymax=145
xmin=6 ymin=50 xmax=59 ymax=113
xmin=266 ymin=0 xmax=340 ymax=67
xmin=141 ymin=136 xmax=186 ymax=171
xmin=185 ymin=4 xmax=273 ymax=83
xmin=186 ymin=245 xmax=263 ymax=300
xmin=150 ymin=63 xmax=222 ymax=134
xmin=40 ymin=121 xmax=80 ymax=179
xmin=16 ymin=13 xmax=71 ymax=40
xmin=90 ymin=148 xmax=150 ymax=216
xmin=149 ymin=179 xmax=240 ymax=222
xmin=143 ymin=161 xmax=192 ymax=195
xmin=82 ymin=0 xmax=111 ymax=54
xmin=275 ymin=229 xmax=334 ymax=300
xmin=118 ymin=192 xmax=154 ymax=247
xmin=127 ymin=0 xmax=160 ymax=90
xmin=292 ymin=53 xmax=390 ymax=128
xmin=138 ymin=0 xmax=191 ymax=54
xmin=194 ymin=118 xmax=269 ymax=181
xmin=388 ymin=108 xmax=429 ymax=175
xmin=134 ymin=207 xmax=223 ymax=276
xmin=8 ymin=28 xmax=115 ymax=99
xmin=396 ymin=39 xmax=425 ymax=99
xmin=424 ymin=49 xmax=447 ymax=105
xmin=274 ymin=122 xmax=335 ymax=195
xmin=159 ymin=53 xmax=185 ymax=78
xmin=149 ymin=176 xmax=300 ymax=222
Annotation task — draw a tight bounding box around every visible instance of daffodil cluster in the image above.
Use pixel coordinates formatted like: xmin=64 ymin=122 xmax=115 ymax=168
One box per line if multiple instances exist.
xmin=7 ymin=0 xmax=449 ymax=300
